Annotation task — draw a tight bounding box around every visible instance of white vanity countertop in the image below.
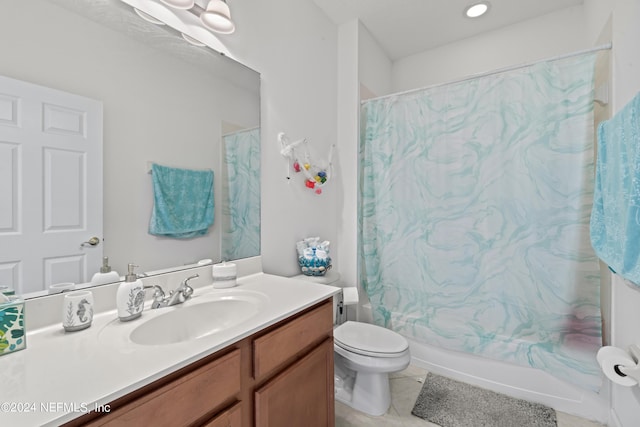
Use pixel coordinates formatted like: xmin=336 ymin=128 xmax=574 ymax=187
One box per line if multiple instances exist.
xmin=0 ymin=273 xmax=340 ymax=426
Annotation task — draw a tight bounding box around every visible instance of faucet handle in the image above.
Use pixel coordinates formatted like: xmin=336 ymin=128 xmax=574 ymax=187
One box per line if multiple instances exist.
xmin=144 ymin=284 xmax=164 ymax=297
xmin=144 ymin=284 xmax=166 ymax=308
xmin=183 ymin=285 xmax=194 ymax=299
xmin=181 ymin=274 xmax=198 ymax=299
xmin=182 ymin=274 xmax=199 ymax=285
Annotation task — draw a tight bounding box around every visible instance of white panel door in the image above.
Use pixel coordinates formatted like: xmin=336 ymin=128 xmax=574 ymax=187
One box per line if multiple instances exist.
xmin=0 ymin=75 xmax=103 ymax=295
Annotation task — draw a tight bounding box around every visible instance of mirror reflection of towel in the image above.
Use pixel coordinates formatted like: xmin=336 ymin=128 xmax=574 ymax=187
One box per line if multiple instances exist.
xmin=590 ymin=93 xmax=640 ymax=285
xmin=149 ymin=163 xmax=214 ymax=239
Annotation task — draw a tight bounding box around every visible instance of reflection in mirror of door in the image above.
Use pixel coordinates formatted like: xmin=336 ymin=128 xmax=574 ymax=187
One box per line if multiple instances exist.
xmin=0 ymin=75 xmax=103 ymax=296
xmin=0 ymin=0 xmax=260 ymax=299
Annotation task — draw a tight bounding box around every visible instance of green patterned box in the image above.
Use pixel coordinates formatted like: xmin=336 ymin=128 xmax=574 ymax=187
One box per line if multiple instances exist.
xmin=0 ymin=297 xmax=26 ymax=356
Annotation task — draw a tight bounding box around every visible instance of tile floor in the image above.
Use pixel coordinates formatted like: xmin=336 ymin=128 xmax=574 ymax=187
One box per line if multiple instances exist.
xmin=334 ymin=364 xmax=607 ymax=427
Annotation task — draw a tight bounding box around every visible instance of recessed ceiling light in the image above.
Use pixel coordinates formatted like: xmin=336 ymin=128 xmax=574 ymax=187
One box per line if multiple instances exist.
xmin=465 ymin=2 xmax=490 ymax=18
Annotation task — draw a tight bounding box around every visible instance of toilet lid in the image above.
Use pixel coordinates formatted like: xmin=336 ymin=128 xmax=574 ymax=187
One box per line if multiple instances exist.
xmin=334 ymin=321 xmax=408 ymax=357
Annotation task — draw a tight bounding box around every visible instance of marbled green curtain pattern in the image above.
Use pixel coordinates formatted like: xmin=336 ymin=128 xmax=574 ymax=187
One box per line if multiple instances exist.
xmin=360 ymin=53 xmax=602 ymax=391
xmin=221 ymin=128 xmax=260 ymax=261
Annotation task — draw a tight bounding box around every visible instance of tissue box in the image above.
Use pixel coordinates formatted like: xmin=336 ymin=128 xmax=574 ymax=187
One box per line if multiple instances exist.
xmin=0 ymin=298 xmax=26 ymax=356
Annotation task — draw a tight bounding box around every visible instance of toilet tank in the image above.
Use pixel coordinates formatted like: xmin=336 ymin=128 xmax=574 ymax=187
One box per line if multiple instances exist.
xmin=293 ymin=271 xmax=354 ymax=325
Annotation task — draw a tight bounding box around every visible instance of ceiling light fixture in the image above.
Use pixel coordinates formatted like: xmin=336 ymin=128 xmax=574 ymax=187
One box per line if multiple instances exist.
xmin=200 ymin=0 xmax=235 ymax=34
xmin=464 ymin=2 xmax=490 ymax=18
xmin=122 ymin=0 xmax=232 ymax=54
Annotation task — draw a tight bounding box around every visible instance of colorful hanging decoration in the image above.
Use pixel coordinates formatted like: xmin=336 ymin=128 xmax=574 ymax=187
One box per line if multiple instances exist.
xmin=278 ymin=132 xmax=335 ymax=194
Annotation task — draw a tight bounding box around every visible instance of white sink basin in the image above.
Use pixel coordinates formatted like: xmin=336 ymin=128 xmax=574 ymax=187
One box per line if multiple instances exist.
xmin=128 ymin=290 xmax=267 ymax=346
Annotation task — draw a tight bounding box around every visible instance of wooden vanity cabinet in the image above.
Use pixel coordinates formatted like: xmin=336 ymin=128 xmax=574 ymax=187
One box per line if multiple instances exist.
xmin=65 ymin=298 xmax=334 ymax=427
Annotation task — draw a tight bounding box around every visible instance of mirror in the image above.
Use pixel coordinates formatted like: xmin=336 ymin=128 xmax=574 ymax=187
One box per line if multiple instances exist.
xmin=0 ymin=0 xmax=260 ymax=298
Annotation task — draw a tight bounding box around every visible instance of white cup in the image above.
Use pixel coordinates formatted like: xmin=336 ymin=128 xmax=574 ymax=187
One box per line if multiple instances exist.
xmin=212 ymin=262 xmax=237 ymax=289
xmin=62 ymin=290 xmax=94 ymax=332
xmin=49 ymin=282 xmax=76 ymax=295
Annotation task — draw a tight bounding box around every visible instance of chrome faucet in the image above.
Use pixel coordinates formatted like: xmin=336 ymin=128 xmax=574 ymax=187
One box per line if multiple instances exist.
xmin=145 ymin=274 xmax=198 ymax=309
xmin=166 ymin=274 xmax=197 ymax=306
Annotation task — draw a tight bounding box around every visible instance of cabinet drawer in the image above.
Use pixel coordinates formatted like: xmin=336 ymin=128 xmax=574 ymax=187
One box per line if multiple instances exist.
xmin=203 ymin=402 xmax=242 ymax=427
xmin=89 ymin=349 xmax=241 ymax=426
xmin=253 ymin=300 xmax=332 ymax=381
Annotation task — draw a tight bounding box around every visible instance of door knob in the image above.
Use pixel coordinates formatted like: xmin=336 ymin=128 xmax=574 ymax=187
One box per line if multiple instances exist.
xmin=81 ymin=237 xmax=101 ymax=247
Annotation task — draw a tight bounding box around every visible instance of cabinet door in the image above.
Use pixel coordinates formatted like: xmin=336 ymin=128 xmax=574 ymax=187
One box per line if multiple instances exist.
xmin=255 ymin=338 xmax=334 ymax=427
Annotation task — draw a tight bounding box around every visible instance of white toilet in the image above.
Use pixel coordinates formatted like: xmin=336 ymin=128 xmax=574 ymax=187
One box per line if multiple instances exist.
xmin=295 ymin=272 xmax=411 ymax=416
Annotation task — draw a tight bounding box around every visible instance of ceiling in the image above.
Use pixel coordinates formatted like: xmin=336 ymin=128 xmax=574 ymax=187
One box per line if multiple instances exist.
xmin=312 ymin=0 xmax=584 ymax=61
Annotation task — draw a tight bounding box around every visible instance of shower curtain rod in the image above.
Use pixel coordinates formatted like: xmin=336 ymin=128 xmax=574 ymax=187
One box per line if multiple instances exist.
xmin=362 ymin=42 xmax=612 ymax=104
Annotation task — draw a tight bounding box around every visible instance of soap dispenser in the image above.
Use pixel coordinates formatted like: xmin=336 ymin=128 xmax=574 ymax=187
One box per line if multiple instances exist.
xmin=116 ymin=264 xmax=145 ymax=322
xmin=90 ymin=256 xmax=120 ymax=286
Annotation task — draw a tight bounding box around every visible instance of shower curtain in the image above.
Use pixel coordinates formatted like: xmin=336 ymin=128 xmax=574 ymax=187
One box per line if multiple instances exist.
xmin=221 ymin=127 xmax=260 ymax=261
xmin=360 ymin=53 xmax=602 ymax=391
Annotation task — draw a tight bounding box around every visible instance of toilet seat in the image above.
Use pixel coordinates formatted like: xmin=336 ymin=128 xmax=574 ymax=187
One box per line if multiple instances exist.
xmin=334 ymin=321 xmax=408 ymax=358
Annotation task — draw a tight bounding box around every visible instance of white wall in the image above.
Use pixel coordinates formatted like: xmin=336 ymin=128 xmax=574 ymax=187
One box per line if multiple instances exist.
xmin=575 ymin=1 xmax=640 ymax=425
xmin=224 ymin=0 xmax=339 ymax=277
xmin=585 ymin=0 xmax=616 ymax=45
xmin=335 ymin=20 xmax=360 ymax=288
xmin=333 ymin=21 xmax=392 ymax=291
xmin=607 ymin=1 xmax=640 ymax=425
xmin=358 ymin=22 xmax=393 ymax=98
xmin=391 ymin=5 xmax=588 ymax=92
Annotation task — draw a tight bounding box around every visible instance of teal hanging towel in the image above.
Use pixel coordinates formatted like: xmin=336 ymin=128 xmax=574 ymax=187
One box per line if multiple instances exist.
xmin=149 ymin=163 xmax=214 ymax=239
xmin=590 ymin=92 xmax=640 ymax=285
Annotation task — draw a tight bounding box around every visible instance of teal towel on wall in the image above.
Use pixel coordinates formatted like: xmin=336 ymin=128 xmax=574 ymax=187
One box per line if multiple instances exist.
xmin=590 ymin=92 xmax=640 ymax=286
xmin=149 ymin=163 xmax=214 ymax=239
